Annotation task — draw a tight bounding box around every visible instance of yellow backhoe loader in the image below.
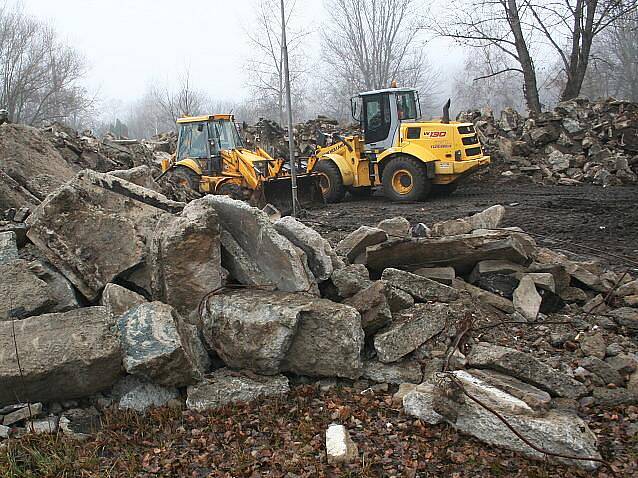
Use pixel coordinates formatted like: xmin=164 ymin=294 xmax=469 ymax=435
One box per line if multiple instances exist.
xmin=307 ymin=87 xmax=490 ymax=202
xmin=159 ymin=114 xmax=323 ymax=212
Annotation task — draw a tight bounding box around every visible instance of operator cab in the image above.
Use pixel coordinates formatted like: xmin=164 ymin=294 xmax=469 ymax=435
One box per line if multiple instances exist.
xmin=176 ymin=114 xmax=244 ymax=174
xmin=352 ymin=88 xmax=420 ymax=152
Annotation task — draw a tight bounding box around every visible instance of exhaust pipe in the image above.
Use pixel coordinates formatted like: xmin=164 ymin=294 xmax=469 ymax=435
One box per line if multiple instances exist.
xmin=442 ymin=99 xmax=451 ymax=124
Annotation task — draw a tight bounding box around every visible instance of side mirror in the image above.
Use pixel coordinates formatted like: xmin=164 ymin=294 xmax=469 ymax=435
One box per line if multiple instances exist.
xmin=350 ymin=97 xmax=361 ymax=122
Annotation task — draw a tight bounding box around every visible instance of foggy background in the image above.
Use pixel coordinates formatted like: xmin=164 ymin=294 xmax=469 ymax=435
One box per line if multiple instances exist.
xmin=2 ymin=0 xmax=636 ymax=137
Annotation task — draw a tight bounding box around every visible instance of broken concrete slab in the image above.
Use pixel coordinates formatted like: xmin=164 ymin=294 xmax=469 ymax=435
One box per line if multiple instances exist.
xmin=118 ymin=302 xmax=209 ymax=387
xmin=330 ymin=264 xmax=372 ymax=298
xmin=579 ymin=357 xmax=624 ymax=386
xmin=403 ymin=384 xmax=444 ymax=425
xmin=452 ymin=278 xmax=514 ymax=314
xmin=376 ymin=217 xmax=411 ymax=238
xmin=107 ymin=165 xmax=161 ymax=192
xmin=469 ymin=260 xmax=525 ymax=284
xmin=362 ymin=359 xmax=422 ymax=384
xmin=326 ymin=424 xmax=358 ymax=464
xmin=58 ymin=407 xmax=102 ymax=440
xmin=0 ymin=231 xmax=18 ymax=265
xmin=335 ymin=226 xmax=387 ymax=263
xmin=343 ymin=281 xmax=392 ymax=336
xmin=0 ymin=307 xmax=121 ymax=406
xmin=579 ymin=332 xmax=606 ymax=359
xmin=467 ymin=343 xmax=587 ymax=398
xmin=112 ymin=376 xmax=179 ymax=412
xmin=413 ymin=267 xmax=455 ymax=285
xmin=364 ymin=230 xmax=536 ymax=274
xmin=607 ymin=307 xmax=638 ymax=334
xmin=512 ymin=275 xmax=542 ymax=321
xmin=26 ymin=170 xmax=183 ymax=301
xmin=467 ymin=369 xmax=551 ymax=410
xmin=186 ymin=369 xmax=289 ymax=410
xmin=26 ymin=416 xmax=59 ymax=434
xmin=430 ymin=205 xmax=506 ymax=237
xmin=100 ymin=283 xmax=147 ymax=319
xmin=203 ymin=290 xmax=311 ymax=375
xmin=220 ymin=229 xmax=270 ymax=287
xmin=27 ymin=260 xmax=80 ymax=313
xmin=275 ymin=216 xmax=336 ymax=281
xmin=3 ymin=403 xmax=43 ymax=426
xmin=381 ymin=268 xmax=459 ymax=302
xmin=150 ymin=197 xmax=222 ymax=321
xmin=0 ymin=259 xmax=54 ymax=321
xmin=528 ymin=263 xmax=570 ymax=293
xmin=202 ymin=196 xmax=316 ymax=293
xmin=385 ymin=285 xmax=415 ymax=312
xmin=405 ymin=371 xmax=601 ymax=470
xmin=282 ymin=299 xmax=364 ymax=379
xmin=373 ymin=303 xmax=450 ymax=363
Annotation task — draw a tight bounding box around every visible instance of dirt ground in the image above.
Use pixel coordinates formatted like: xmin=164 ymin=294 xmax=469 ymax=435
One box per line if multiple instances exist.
xmin=302 ymin=179 xmax=638 ymax=269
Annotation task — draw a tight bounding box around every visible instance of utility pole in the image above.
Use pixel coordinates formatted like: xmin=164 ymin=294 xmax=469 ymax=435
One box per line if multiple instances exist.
xmin=280 ymin=0 xmax=298 ymax=217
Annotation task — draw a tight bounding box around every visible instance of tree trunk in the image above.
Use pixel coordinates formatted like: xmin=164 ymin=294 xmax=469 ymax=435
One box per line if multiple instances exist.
xmin=506 ymin=0 xmax=542 ymax=115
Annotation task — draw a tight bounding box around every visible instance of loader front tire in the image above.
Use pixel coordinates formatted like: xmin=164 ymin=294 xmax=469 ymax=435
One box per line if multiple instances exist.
xmin=168 ymin=166 xmax=200 ymax=191
xmin=382 ymin=156 xmax=431 ymax=202
xmin=315 ymin=160 xmax=346 ymax=203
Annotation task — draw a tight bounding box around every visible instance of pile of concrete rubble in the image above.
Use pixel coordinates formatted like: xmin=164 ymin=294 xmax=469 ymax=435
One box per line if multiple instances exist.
xmin=461 ymin=97 xmax=638 ymax=186
xmin=243 ymin=116 xmax=359 ymax=159
xmin=1 ymin=166 xmax=636 ymax=470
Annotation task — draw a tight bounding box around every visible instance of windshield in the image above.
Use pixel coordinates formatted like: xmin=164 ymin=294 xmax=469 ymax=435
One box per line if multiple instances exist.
xmin=210 ymin=119 xmax=243 ymax=150
xmin=396 ymin=91 xmax=418 ymax=120
xmin=177 ymin=122 xmax=210 ymax=160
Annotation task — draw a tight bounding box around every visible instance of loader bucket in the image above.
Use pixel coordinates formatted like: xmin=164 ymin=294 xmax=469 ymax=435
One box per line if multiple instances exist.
xmin=253 ymin=174 xmax=324 ymax=214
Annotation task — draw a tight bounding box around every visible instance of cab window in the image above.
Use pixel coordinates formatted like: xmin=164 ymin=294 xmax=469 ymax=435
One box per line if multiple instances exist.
xmin=396 ymin=92 xmax=417 ymax=120
xmin=363 ymin=94 xmax=391 ymax=144
xmin=177 ymin=122 xmax=210 ymax=160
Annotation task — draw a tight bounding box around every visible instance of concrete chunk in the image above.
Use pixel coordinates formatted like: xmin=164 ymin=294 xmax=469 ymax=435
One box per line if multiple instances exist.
xmin=364 ymin=230 xmax=536 ymax=274
xmin=26 ymin=170 xmax=182 ymax=300
xmin=0 ymin=307 xmax=122 ymax=406
xmin=119 ymin=302 xmax=209 ymax=387
xmin=275 ymin=216 xmax=336 ymax=281
xmin=467 ymin=343 xmax=587 ymax=398
xmin=150 ymin=197 xmax=222 ymax=320
xmin=0 ymin=259 xmax=54 ymax=321
xmin=186 ymin=369 xmax=289 ymax=410
xmin=381 ymin=268 xmax=459 ymax=302
xmin=343 ymin=281 xmax=392 ymax=335
xmin=336 ymin=226 xmax=387 ymax=263
xmin=430 ymin=205 xmax=506 ymax=237
xmin=413 ymin=266 xmax=455 ymax=285
xmin=373 ymin=303 xmax=449 ymax=363
xmin=376 ymin=217 xmax=411 ymax=238
xmin=202 ymin=196 xmax=315 ymax=293
xmin=0 ymin=231 xmax=18 ymax=265
xmin=326 ymin=424 xmax=358 ymax=464
xmin=513 ymin=275 xmax=542 ymax=321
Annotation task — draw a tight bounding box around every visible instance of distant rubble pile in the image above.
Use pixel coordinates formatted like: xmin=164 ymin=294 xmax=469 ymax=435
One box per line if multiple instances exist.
xmin=459 ymin=97 xmax=638 ymax=186
xmin=0 ymin=161 xmax=636 ymax=469
xmin=243 ymin=116 xmax=360 ymax=159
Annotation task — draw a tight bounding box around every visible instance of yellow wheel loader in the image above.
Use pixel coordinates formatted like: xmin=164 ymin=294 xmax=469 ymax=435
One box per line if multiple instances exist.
xmin=307 ymin=88 xmax=490 ymax=202
xmin=159 ymin=114 xmax=323 ymax=212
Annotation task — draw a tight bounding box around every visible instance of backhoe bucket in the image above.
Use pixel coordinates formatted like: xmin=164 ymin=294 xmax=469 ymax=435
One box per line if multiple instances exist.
xmin=254 ymin=174 xmax=324 ymax=214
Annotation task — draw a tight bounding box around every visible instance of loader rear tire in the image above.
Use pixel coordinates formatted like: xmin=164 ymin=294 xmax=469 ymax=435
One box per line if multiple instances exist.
xmin=382 ymin=156 xmax=431 ymax=202
xmin=168 ymin=166 xmax=200 ymax=191
xmin=315 ymin=160 xmax=346 ymax=203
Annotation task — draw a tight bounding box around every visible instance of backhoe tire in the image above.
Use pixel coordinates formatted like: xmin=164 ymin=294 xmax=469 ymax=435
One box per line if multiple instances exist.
xmin=217 ymin=182 xmax=244 ymax=200
xmin=348 ymin=186 xmax=373 ymax=199
xmin=168 ymin=166 xmax=200 ymax=191
xmin=382 ymin=156 xmax=431 ymax=202
xmin=430 ymin=183 xmax=458 ymax=197
xmin=315 ymin=160 xmax=346 ymax=203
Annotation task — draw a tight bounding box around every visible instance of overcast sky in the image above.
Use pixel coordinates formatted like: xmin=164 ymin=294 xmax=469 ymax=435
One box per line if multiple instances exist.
xmin=18 ymin=0 xmax=461 ymax=112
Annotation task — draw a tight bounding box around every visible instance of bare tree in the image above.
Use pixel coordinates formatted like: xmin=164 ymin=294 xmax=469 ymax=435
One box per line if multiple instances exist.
xmin=151 ymin=68 xmax=208 ymax=126
xmin=453 ymin=47 xmax=526 ymax=113
xmin=431 ymin=0 xmax=637 ymax=114
xmin=581 ymin=5 xmax=638 ymax=100
xmin=319 ymin=0 xmax=440 ymax=119
xmin=0 ymin=2 xmax=92 ymax=125
xmin=245 ymin=0 xmax=309 ymax=124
